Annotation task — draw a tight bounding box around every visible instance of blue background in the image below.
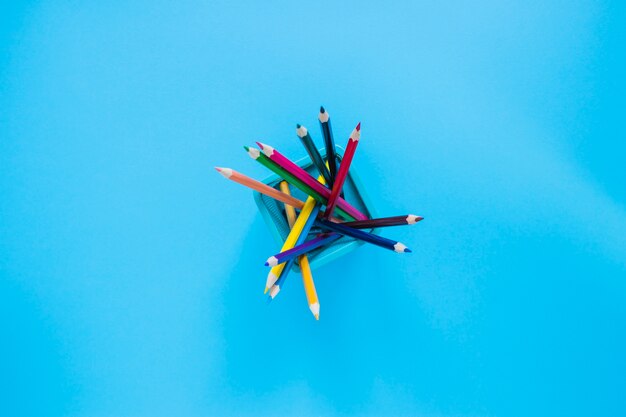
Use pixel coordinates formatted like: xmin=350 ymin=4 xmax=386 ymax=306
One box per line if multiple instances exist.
xmin=2 ymin=1 xmax=626 ymax=416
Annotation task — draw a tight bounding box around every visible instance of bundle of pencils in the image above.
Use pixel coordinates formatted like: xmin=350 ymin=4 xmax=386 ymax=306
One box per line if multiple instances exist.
xmin=216 ymin=107 xmax=423 ymax=320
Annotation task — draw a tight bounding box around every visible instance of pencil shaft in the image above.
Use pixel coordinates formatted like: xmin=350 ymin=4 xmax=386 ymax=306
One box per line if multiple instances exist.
xmin=269 ymin=233 xmax=340 ymax=266
xmin=342 ymin=215 xmax=423 ymax=229
xmin=299 ymin=255 xmax=319 ymax=319
xmin=323 ymin=126 xmax=360 ymax=218
xmin=279 ymin=181 xmax=298 ymax=228
xmin=298 ymin=131 xmax=332 ymax=185
xmin=275 ymin=182 xmax=318 ymax=316
xmin=319 ymin=107 xmax=338 ymax=184
xmin=221 ymin=168 xmax=305 ymax=210
xmin=272 ymin=203 xmax=321 ymax=292
xmin=316 ymin=218 xmax=409 ymax=253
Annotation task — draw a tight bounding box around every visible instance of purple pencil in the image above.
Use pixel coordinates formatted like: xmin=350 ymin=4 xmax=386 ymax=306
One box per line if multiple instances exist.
xmin=256 ymin=142 xmax=368 ymax=221
xmin=265 ymin=233 xmax=341 ymax=267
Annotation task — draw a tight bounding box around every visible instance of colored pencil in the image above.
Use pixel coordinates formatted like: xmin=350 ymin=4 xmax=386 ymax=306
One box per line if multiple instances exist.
xmin=296 ymin=124 xmax=331 ymax=186
xmin=316 ymin=218 xmax=412 ymax=253
xmin=256 ymin=141 xmax=368 ymax=221
xmin=323 ymin=122 xmax=360 ymax=218
xmin=273 ymin=182 xmax=319 ymax=318
xmin=215 ymin=167 xmax=305 ymax=210
xmin=265 ymin=188 xmax=321 ymax=292
xmin=265 ymin=233 xmax=340 ymax=267
xmin=342 ymin=214 xmax=424 ymax=229
xmin=244 ymin=146 xmax=355 ymax=221
xmin=279 ymin=181 xmax=298 ymax=227
xmin=300 ymin=255 xmax=319 ymax=320
xmin=269 ymin=203 xmax=320 ymax=298
xmin=318 ymin=106 xmax=338 ymax=184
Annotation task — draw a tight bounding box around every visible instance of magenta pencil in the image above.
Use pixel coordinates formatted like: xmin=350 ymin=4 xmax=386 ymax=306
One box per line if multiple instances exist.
xmin=323 ymin=122 xmax=360 ymax=218
xmin=265 ymin=233 xmax=341 ymax=267
xmin=256 ymin=141 xmax=368 ymax=221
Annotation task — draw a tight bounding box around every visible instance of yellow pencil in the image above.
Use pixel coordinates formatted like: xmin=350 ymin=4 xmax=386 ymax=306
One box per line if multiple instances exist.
xmin=265 ymin=175 xmax=325 ymax=293
xmin=299 ymin=255 xmax=319 ymax=320
xmin=279 ymin=181 xmax=298 ymax=227
xmin=280 ymin=182 xmax=320 ymax=320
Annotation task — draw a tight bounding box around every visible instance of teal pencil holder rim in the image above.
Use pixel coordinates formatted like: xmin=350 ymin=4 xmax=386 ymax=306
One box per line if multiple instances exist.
xmin=253 ymin=145 xmax=379 ymax=272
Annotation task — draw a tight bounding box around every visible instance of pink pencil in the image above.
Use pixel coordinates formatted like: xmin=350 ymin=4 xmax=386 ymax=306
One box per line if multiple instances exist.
xmin=256 ymin=142 xmax=368 ymax=221
xmin=324 ymin=122 xmax=360 ymax=218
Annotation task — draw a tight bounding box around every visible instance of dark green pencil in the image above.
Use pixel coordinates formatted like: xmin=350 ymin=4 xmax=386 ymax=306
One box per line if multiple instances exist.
xmin=318 ymin=106 xmax=338 ymax=183
xmin=296 ymin=124 xmax=332 ymax=186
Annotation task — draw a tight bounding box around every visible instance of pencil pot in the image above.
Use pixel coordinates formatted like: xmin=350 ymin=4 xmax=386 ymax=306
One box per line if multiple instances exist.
xmin=254 ymin=145 xmax=378 ymax=272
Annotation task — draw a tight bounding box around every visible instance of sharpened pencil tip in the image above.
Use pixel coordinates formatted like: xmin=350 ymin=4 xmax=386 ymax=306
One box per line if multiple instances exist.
xmin=264 ymin=262 xmax=269 ymax=266
xmin=356 ymin=122 xmax=361 ymax=131
xmin=296 ymin=123 xmax=301 ymax=128
xmin=315 ymin=314 xmax=319 ymax=320
xmin=320 ymin=106 xmax=325 ymax=113
xmin=215 ymin=167 xmax=222 ymax=172
xmin=256 ymin=141 xmax=264 ymax=149
xmin=243 ymin=145 xmax=249 ymax=151
xmin=404 ymin=248 xmax=412 ymax=253
xmin=264 ymin=287 xmax=269 ymax=294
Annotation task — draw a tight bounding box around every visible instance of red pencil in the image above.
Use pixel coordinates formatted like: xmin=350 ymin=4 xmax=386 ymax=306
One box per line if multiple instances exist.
xmin=323 ymin=122 xmax=360 ymax=218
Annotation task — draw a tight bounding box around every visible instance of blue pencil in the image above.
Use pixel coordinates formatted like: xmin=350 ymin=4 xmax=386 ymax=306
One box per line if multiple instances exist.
xmin=265 ymin=233 xmax=341 ymax=267
xmin=315 ymin=218 xmax=412 ymax=253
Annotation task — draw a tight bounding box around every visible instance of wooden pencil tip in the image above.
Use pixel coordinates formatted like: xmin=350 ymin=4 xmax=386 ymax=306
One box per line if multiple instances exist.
xmin=215 ymin=167 xmax=222 ymax=172
xmin=243 ymin=145 xmax=249 ymax=151
xmin=263 ymin=287 xmax=269 ymax=294
xmin=296 ymin=123 xmax=301 ymax=128
xmin=404 ymin=247 xmax=412 ymax=253
xmin=314 ymin=314 xmax=319 ymax=320
xmin=255 ymin=141 xmax=264 ymax=149
xmin=356 ymin=122 xmax=361 ymax=131
xmin=320 ymin=106 xmax=325 ymax=113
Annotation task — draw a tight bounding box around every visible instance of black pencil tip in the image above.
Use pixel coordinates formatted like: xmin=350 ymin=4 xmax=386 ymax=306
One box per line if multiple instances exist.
xmin=320 ymin=106 xmax=326 ymax=113
xmin=296 ymin=124 xmax=301 ymax=128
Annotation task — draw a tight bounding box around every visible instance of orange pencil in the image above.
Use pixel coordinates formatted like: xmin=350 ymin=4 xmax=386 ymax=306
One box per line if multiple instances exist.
xmin=215 ymin=167 xmax=305 ymax=210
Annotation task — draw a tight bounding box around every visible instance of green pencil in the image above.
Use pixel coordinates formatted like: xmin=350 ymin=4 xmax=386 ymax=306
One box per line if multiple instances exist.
xmin=243 ymin=146 xmax=355 ymax=220
xmin=296 ymin=124 xmax=332 ymax=187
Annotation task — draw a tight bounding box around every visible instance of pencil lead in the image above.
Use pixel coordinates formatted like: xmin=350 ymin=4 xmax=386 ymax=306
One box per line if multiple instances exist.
xmin=296 ymin=123 xmax=301 ymax=128
xmin=215 ymin=167 xmax=222 ymax=172
xmin=264 ymin=286 xmax=269 ymax=294
xmin=243 ymin=145 xmax=249 ymax=151
xmin=310 ymin=303 xmax=320 ymax=319
xmin=266 ymin=256 xmax=278 ymax=267
xmin=393 ymin=242 xmax=409 ymax=253
xmin=319 ymin=107 xmax=329 ymax=122
xmin=406 ymin=214 xmax=424 ymax=224
xmin=356 ymin=122 xmax=361 ymax=131
xmin=404 ymin=248 xmax=412 ymax=253
xmin=296 ymin=124 xmax=307 ymax=138
xmin=256 ymin=141 xmax=264 ymax=149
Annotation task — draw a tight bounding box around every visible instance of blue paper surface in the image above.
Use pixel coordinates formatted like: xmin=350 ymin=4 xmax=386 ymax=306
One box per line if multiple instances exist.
xmin=2 ymin=1 xmax=626 ymax=416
